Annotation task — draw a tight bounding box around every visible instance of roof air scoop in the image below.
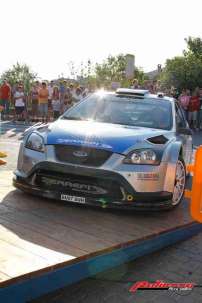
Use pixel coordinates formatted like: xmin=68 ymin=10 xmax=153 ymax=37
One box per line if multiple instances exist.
xmin=116 ymin=88 xmax=149 ymax=97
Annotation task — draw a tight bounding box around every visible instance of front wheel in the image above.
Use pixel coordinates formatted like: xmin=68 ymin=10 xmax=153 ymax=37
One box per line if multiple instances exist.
xmin=169 ymin=159 xmax=186 ymax=209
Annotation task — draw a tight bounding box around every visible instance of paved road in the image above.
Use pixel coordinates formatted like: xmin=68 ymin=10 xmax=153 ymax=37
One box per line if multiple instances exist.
xmin=1 ymin=121 xmax=202 ymax=303
xmin=0 ymin=121 xmax=33 ymax=171
xmin=32 ymin=232 xmax=202 ymax=303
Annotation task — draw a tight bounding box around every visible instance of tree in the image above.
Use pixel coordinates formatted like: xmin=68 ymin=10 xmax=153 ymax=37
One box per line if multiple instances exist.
xmin=95 ymin=54 xmax=127 ymax=84
xmin=184 ymin=37 xmax=202 ymax=59
xmin=95 ymin=54 xmax=146 ymax=87
xmin=160 ymin=37 xmax=202 ymax=90
xmin=1 ymin=62 xmax=37 ymax=95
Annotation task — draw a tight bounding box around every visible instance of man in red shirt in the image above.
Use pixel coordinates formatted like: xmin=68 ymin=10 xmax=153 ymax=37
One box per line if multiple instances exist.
xmin=0 ymin=79 xmax=11 ymax=120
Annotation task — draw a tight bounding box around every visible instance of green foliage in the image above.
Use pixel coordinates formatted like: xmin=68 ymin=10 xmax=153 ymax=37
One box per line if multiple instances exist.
xmin=95 ymin=54 xmax=147 ymax=87
xmin=1 ymin=62 xmax=37 ymax=95
xmin=134 ymin=68 xmax=146 ymax=84
xmin=160 ymin=37 xmax=202 ymax=90
xmin=95 ymin=54 xmax=126 ymax=83
xmin=184 ymin=36 xmax=202 ymax=58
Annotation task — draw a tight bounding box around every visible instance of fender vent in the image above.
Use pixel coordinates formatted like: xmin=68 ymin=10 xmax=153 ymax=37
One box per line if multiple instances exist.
xmin=147 ymin=135 xmax=168 ymax=145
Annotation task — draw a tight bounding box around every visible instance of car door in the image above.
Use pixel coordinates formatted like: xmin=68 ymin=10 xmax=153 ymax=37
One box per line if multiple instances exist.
xmin=175 ymin=102 xmax=192 ymax=164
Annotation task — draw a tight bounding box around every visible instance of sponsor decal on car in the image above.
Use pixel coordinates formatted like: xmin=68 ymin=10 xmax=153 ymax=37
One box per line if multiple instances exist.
xmin=137 ymin=173 xmax=159 ymax=181
xmin=40 ymin=176 xmax=107 ymax=195
xmin=56 ymin=138 xmax=112 ymax=150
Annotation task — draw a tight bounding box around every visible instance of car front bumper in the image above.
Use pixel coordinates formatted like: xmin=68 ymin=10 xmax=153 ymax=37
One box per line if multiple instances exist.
xmin=13 ymin=160 xmax=173 ymax=210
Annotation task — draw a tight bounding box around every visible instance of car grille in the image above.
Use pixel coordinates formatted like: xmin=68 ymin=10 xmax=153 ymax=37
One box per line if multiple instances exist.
xmin=35 ymin=170 xmax=123 ymax=200
xmin=54 ymin=145 xmax=113 ymax=167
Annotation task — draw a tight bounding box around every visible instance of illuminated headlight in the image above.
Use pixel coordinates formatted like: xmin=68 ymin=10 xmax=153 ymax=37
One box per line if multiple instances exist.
xmin=123 ymin=149 xmax=159 ymax=165
xmin=25 ymin=133 xmax=45 ymax=152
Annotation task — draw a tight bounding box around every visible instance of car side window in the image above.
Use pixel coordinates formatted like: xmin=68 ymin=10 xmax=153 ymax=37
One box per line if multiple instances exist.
xmin=175 ymin=103 xmax=186 ymax=128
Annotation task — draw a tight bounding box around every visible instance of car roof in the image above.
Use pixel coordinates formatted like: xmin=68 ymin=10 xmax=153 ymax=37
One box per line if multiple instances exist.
xmin=117 ymin=88 xmax=174 ymax=102
xmin=99 ymin=88 xmax=174 ymax=103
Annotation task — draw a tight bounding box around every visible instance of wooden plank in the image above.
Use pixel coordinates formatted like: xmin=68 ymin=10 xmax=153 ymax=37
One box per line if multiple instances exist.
xmin=0 ymin=186 xmax=192 ymax=248
xmin=0 ymin=271 xmax=11 ymax=282
xmin=1 ymin=188 xmax=191 ymax=234
xmin=1 ymin=203 xmax=146 ymax=243
xmin=0 ymin=238 xmax=55 ymax=279
xmin=0 ymin=170 xmax=194 ymax=289
xmin=0 ymin=217 xmax=85 ymax=257
xmin=1 ymin=195 xmax=191 ymax=249
xmin=1 ymin=222 xmax=202 ymax=303
xmin=0 ymin=225 xmax=74 ymax=264
xmin=0 ymin=211 xmax=113 ymax=252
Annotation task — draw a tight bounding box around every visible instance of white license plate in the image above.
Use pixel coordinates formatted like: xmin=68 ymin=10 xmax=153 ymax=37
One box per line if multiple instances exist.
xmin=61 ymin=194 xmax=85 ymax=204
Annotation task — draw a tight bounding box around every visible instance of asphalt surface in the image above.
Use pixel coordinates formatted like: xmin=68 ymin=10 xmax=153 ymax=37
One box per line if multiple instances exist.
xmin=1 ymin=121 xmax=202 ymax=303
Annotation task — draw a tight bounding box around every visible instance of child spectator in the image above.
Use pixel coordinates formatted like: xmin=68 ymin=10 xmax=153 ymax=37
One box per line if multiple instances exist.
xmin=51 ymin=86 xmax=61 ymax=119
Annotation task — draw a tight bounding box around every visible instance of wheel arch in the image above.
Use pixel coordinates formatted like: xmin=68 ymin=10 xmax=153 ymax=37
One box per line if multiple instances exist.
xmin=163 ymin=141 xmax=184 ymax=193
xmin=162 ymin=141 xmax=183 ymax=164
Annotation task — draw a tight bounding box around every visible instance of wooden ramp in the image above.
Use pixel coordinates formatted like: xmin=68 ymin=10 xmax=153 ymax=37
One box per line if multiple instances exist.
xmin=0 ymin=171 xmax=202 ymax=303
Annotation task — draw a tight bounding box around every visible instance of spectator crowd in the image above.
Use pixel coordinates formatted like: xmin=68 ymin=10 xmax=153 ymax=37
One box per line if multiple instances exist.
xmin=0 ymin=78 xmax=202 ymax=131
xmin=131 ymin=79 xmax=202 ymax=131
xmin=0 ymin=79 xmax=88 ymax=123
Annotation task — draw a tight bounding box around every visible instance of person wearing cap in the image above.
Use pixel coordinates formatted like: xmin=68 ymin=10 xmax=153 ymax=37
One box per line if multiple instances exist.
xmin=38 ymin=82 xmax=49 ymax=122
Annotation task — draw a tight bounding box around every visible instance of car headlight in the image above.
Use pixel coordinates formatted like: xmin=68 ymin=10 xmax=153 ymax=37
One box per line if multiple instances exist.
xmin=123 ymin=149 xmax=159 ymax=165
xmin=25 ymin=133 xmax=45 ymax=152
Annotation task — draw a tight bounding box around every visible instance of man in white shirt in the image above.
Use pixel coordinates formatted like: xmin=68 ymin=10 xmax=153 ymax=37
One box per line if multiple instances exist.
xmin=14 ymin=86 xmax=25 ymax=122
xmin=72 ymin=87 xmax=83 ymax=104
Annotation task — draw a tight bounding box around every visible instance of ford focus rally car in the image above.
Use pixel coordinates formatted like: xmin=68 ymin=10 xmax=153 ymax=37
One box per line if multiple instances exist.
xmin=13 ymin=89 xmax=193 ymax=210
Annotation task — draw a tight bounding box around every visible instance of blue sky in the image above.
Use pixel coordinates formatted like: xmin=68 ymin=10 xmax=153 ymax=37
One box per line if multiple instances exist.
xmin=0 ymin=0 xmax=201 ymax=79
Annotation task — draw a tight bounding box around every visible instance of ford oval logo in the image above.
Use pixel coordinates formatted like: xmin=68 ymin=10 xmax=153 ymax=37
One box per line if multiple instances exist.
xmin=73 ymin=150 xmax=88 ymax=157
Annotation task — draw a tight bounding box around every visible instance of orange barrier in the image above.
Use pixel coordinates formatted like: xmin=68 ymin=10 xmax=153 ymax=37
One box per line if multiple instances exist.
xmin=185 ymin=146 xmax=202 ymax=223
xmin=0 ymin=106 xmax=7 ymax=165
xmin=0 ymin=151 xmax=7 ymax=166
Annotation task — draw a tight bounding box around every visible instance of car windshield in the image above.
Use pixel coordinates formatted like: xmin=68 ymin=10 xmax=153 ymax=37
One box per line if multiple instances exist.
xmin=62 ymin=93 xmax=173 ymax=130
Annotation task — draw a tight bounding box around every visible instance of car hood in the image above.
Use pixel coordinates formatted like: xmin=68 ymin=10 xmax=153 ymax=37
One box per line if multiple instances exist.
xmin=46 ymin=120 xmax=170 ymax=154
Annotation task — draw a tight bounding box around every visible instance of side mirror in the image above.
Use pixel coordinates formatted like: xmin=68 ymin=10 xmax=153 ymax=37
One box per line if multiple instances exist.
xmin=178 ymin=127 xmax=193 ymax=136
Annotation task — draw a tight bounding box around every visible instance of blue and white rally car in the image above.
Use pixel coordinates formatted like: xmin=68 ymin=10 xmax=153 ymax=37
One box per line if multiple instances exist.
xmin=13 ymin=89 xmax=193 ymax=210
